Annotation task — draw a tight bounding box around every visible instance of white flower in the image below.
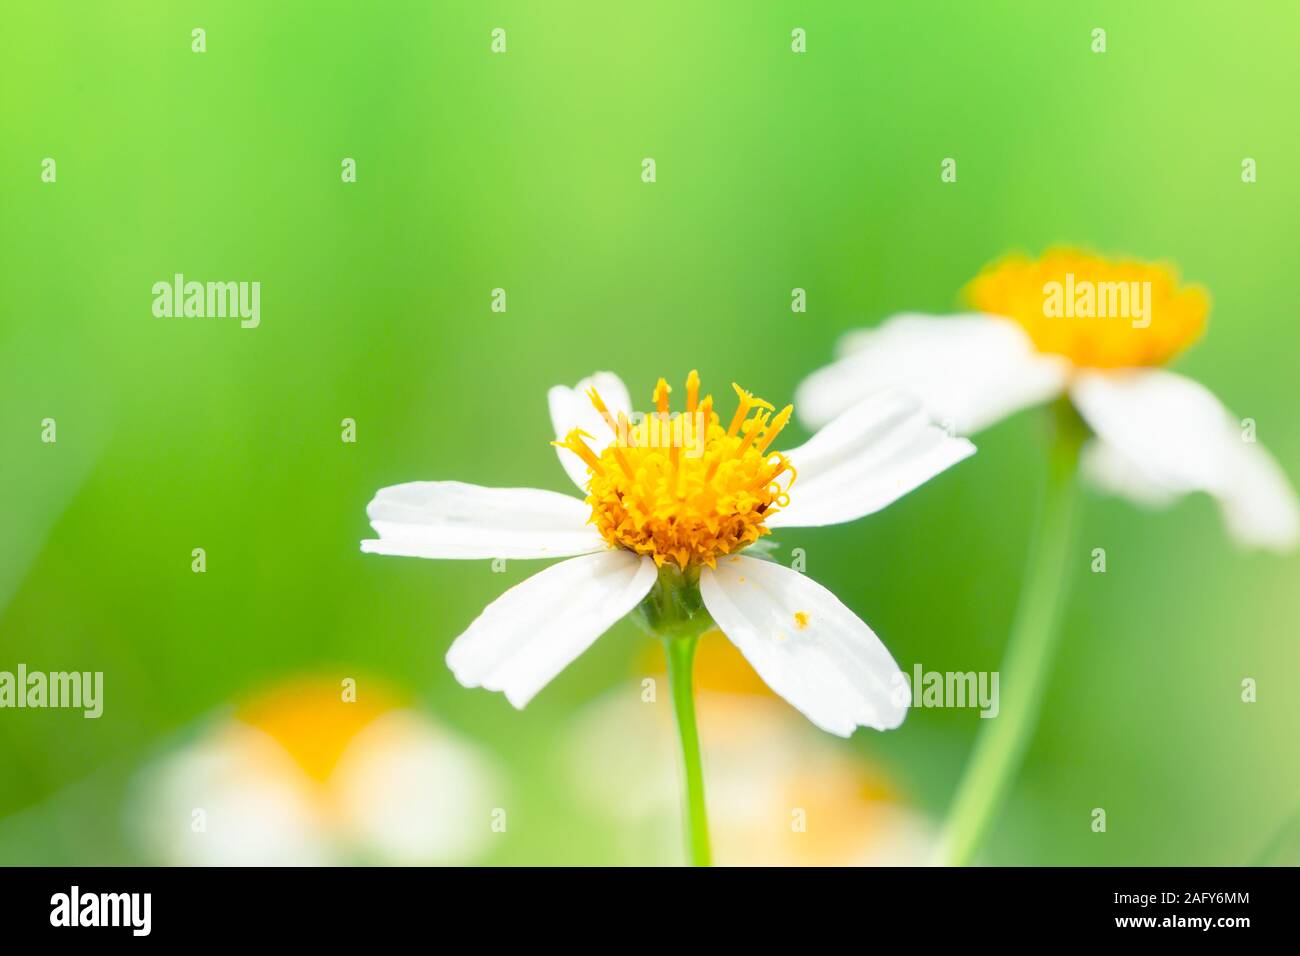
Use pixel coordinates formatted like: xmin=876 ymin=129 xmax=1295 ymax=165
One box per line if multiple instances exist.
xmin=362 ymin=370 xmax=975 ymax=737
xmin=132 ymin=680 xmax=500 ymax=865
xmin=796 ymin=251 xmax=1298 ymax=551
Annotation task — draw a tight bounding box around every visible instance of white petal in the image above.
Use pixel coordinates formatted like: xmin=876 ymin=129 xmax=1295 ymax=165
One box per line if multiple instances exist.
xmin=700 ymin=555 xmax=907 ymax=736
xmin=548 ymin=371 xmax=632 ymax=491
xmin=769 ymin=390 xmax=975 ymax=529
xmin=361 ymin=481 xmax=604 ymax=560
xmin=1072 ymin=369 xmax=1299 ymax=551
xmin=1070 ymin=369 xmax=1227 ymax=493
xmin=796 ymin=313 xmax=1067 ymax=434
xmin=1080 ymin=440 xmax=1180 ymax=508
xmin=446 ymin=550 xmax=658 ymax=707
xmin=331 ymin=711 xmax=500 ymax=865
xmin=132 ymin=724 xmax=329 ymax=866
xmin=1218 ymin=441 xmax=1300 ymax=552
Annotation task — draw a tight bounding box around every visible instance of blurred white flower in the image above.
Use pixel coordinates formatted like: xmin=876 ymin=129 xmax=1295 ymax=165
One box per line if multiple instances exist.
xmin=796 ymin=250 xmax=1298 ymax=551
xmin=131 ymin=680 xmax=500 ymax=866
xmin=362 ymin=370 xmax=974 ymax=737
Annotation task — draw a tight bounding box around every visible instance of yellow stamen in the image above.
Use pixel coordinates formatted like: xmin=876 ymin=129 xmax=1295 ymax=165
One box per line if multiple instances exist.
xmin=616 ymin=410 xmax=636 ymax=447
xmin=754 ymin=454 xmax=795 ymax=492
xmin=727 ymin=384 xmax=760 ymax=437
xmin=610 ymin=446 xmax=635 ymax=480
xmin=710 ymin=400 xmax=769 ymax=482
xmin=552 ymin=429 xmax=605 ymax=476
xmin=735 ymin=411 xmax=768 ymax=457
xmin=585 ymin=386 xmax=621 ymax=435
xmin=698 ymin=394 xmax=714 ymax=429
xmin=757 ymin=404 xmax=793 ymax=454
xmin=685 ymin=369 xmax=700 ymax=414
xmin=654 ymin=378 xmax=671 ymax=415
xmin=580 ymin=374 xmax=794 ymax=569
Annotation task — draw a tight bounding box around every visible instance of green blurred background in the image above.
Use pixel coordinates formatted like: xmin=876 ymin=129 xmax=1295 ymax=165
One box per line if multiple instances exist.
xmin=2 ymin=0 xmax=1298 ymax=865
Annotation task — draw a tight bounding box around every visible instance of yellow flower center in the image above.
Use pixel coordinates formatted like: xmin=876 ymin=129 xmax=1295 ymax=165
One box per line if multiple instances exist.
xmin=238 ymin=680 xmax=387 ymax=782
xmin=555 ymin=372 xmax=796 ymax=569
xmin=966 ymin=249 xmax=1209 ymax=369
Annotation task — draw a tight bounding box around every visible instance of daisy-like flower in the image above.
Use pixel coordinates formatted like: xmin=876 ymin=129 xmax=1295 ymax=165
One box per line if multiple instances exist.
xmin=798 ymin=248 xmax=1297 ymax=866
xmin=362 ymin=369 xmax=974 ymax=864
xmin=132 ymin=679 xmax=500 ymax=866
xmin=796 ymin=249 xmax=1298 ymax=550
xmin=363 ymin=370 xmax=973 ymax=736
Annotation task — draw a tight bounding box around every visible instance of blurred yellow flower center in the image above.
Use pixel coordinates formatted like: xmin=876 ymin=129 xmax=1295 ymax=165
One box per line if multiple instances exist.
xmin=555 ymin=371 xmax=795 ymax=569
xmin=966 ymin=249 xmax=1209 ymax=369
xmin=239 ymin=680 xmax=386 ymax=782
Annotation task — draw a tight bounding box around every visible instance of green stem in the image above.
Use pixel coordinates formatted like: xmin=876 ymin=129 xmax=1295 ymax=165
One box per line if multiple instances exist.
xmin=664 ymin=632 xmax=712 ymax=867
xmin=941 ymin=400 xmax=1086 ymax=866
xmin=633 ymin=564 xmax=714 ymax=866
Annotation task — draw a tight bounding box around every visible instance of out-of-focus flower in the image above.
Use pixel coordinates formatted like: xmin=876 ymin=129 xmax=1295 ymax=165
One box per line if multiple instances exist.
xmin=131 ymin=679 xmax=500 ymax=866
xmin=362 ymin=370 xmax=973 ymax=737
xmin=796 ymin=249 xmax=1298 ymax=550
xmin=565 ymin=632 xmax=934 ymax=866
